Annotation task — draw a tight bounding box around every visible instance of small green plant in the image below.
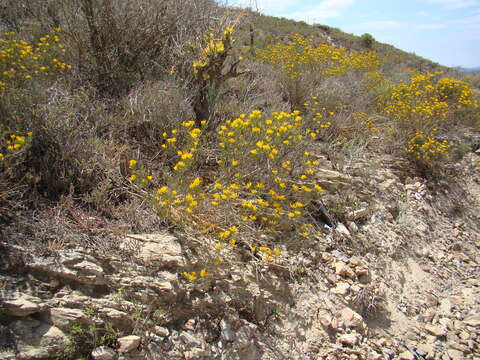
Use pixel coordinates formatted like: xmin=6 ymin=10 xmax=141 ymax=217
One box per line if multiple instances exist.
xmin=360 ymin=33 xmax=375 ymax=48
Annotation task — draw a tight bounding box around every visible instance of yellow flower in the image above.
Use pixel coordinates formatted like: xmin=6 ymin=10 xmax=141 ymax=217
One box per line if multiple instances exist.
xmin=128 ymin=174 xmax=137 ymax=181
xmin=200 ymin=269 xmax=208 ymax=277
xmin=189 ymin=177 xmax=201 ymax=189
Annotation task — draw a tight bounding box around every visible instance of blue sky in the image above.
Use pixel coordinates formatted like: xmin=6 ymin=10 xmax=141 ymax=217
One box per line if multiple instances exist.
xmin=229 ymin=0 xmax=480 ymax=68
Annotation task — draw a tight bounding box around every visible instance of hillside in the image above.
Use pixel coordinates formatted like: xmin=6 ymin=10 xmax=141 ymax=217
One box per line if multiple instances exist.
xmin=1 ymin=1 xmax=480 ymax=360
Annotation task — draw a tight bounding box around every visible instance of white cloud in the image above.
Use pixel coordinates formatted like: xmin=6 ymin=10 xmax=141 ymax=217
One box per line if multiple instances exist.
xmin=426 ymin=0 xmax=478 ymax=9
xmin=287 ymin=0 xmax=357 ymax=22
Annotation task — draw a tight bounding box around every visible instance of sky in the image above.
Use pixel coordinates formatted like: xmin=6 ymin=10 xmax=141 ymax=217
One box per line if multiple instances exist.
xmin=228 ymin=0 xmax=480 ymax=68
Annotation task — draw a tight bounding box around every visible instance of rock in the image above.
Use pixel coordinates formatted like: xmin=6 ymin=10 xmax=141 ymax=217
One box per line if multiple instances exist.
xmin=180 ymin=332 xmax=201 ymax=348
xmin=121 ymin=233 xmax=184 ymax=268
xmin=91 ymin=346 xmax=117 ymax=360
xmin=2 ymin=294 xmax=44 ymax=317
xmin=332 ymin=308 xmax=365 ymax=330
xmin=318 ymin=312 xmax=332 ymax=327
xmin=182 ymin=319 xmax=196 ymax=331
xmin=154 ymin=326 xmax=169 ymax=337
xmin=425 ymin=294 xmax=438 ymax=307
xmin=336 ymin=223 xmax=351 ymax=237
xmin=49 ymin=307 xmax=87 ymax=328
xmin=420 ymin=308 xmax=437 ymax=323
xmin=117 ymin=335 xmax=141 ymax=353
xmin=331 ymin=282 xmax=350 ymax=296
xmin=425 ymin=324 xmax=446 ymax=337
xmin=348 ymin=257 xmax=362 ymax=267
xmin=99 ymin=308 xmax=132 ymax=330
xmin=236 ymin=324 xmax=257 ymax=350
xmin=416 ymin=344 xmax=434 ymax=358
xmin=321 ymin=252 xmax=334 ymax=262
xmin=338 ymin=333 xmax=360 ymax=346
xmin=347 ymin=221 xmax=358 ymax=233
xmin=11 ymin=319 xmax=72 ymax=360
xmin=184 ymin=348 xmax=209 ymax=360
xmin=398 ymin=351 xmax=415 ymax=360
xmin=220 ymin=318 xmax=235 ymax=342
xmin=446 ymin=349 xmax=464 ymax=360
xmin=464 ymin=314 xmax=480 ymax=327
xmin=26 ymin=250 xmax=106 ymax=285
xmin=347 ymin=208 xmax=370 ymax=221
xmin=335 ymin=262 xmax=357 ymax=280
xmin=314 ymin=168 xmax=350 ymax=190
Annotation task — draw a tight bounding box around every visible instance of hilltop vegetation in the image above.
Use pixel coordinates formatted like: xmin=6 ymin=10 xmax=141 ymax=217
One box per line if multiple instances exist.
xmin=1 ymin=1 xmax=480 ymax=359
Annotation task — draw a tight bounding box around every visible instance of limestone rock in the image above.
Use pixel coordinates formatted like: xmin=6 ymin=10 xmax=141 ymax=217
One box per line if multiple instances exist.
xmin=398 ymin=351 xmax=415 ymax=360
xmin=91 ymin=346 xmax=117 ymax=360
xmin=11 ymin=319 xmax=71 ymax=360
xmin=464 ymin=314 xmax=480 ymax=327
xmin=337 ymin=333 xmax=360 ymax=346
xmin=331 ymin=282 xmax=350 ymax=296
xmin=117 ymin=335 xmax=141 ymax=353
xmin=26 ymin=250 xmax=106 ymax=285
xmin=425 ymin=324 xmax=446 ymax=337
xmin=49 ymin=307 xmax=88 ymax=328
xmin=2 ymin=294 xmax=44 ymax=317
xmin=121 ymin=233 xmax=184 ymax=268
xmin=332 ymin=308 xmax=365 ymax=330
xmin=335 ymin=262 xmax=357 ymax=280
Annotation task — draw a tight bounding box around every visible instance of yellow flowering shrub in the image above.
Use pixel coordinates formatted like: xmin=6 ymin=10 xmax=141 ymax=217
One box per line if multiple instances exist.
xmin=0 ymin=132 xmax=32 ymax=169
xmin=256 ymin=34 xmax=380 ymax=109
xmin=129 ymin=108 xmax=335 ymax=279
xmin=382 ymin=72 xmax=478 ymax=163
xmin=0 ymin=29 xmax=70 ymax=91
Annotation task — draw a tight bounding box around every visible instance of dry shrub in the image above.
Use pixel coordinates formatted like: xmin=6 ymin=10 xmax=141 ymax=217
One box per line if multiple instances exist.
xmin=19 ymin=0 xmax=222 ymax=95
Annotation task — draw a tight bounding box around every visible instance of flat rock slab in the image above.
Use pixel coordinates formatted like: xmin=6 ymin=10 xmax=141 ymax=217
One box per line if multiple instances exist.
xmin=121 ymin=233 xmax=185 ymax=268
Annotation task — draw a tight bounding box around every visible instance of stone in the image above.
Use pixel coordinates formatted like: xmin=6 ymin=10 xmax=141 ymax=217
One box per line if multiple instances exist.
xmin=184 ymin=348 xmax=209 ymax=360
xmin=117 ymin=335 xmax=141 ymax=353
xmin=335 ymin=262 xmax=357 ymax=280
xmin=220 ymin=318 xmax=235 ymax=342
xmin=425 ymin=294 xmax=438 ymax=307
xmin=446 ymin=349 xmax=464 ymax=360
xmin=464 ymin=314 xmax=480 ymax=327
xmin=121 ymin=233 xmax=184 ymax=268
xmin=11 ymin=319 xmax=71 ymax=360
xmin=331 ymin=282 xmax=350 ymax=296
xmin=91 ymin=346 xmax=117 ymax=360
xmin=348 ymin=257 xmax=362 ymax=267
xmin=398 ymin=351 xmax=415 ymax=360
xmin=2 ymin=294 xmax=44 ymax=317
xmin=49 ymin=307 xmax=87 ymax=328
xmin=182 ymin=319 xmax=196 ymax=331
xmin=26 ymin=250 xmax=106 ymax=285
xmin=336 ymin=223 xmax=351 ymax=237
xmin=332 ymin=308 xmax=365 ymax=330
xmin=99 ymin=308 xmax=132 ymax=330
xmin=425 ymin=324 xmax=446 ymax=337
xmin=318 ymin=312 xmax=332 ymax=327
xmin=180 ymin=332 xmax=201 ymax=348
xmin=154 ymin=326 xmax=169 ymax=337
xmin=321 ymin=252 xmax=334 ymax=262
xmin=347 ymin=208 xmax=370 ymax=221
xmin=338 ymin=333 xmax=360 ymax=346
xmin=420 ymin=308 xmax=437 ymax=323
xmin=416 ymin=344 xmax=434 ymax=357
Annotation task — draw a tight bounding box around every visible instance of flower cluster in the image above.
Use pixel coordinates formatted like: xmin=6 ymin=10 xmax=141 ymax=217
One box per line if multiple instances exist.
xmin=0 ymin=132 xmax=32 ymax=164
xmin=256 ymin=34 xmax=379 ymax=81
xmin=382 ymin=72 xmax=477 ymax=127
xmin=191 ymin=27 xmax=235 ymax=81
xmin=406 ymin=129 xmax=450 ymax=160
xmin=128 ymin=108 xmax=333 ymax=280
xmin=0 ymin=29 xmax=71 ymax=90
xmin=352 ymin=112 xmax=378 ymax=134
xmin=382 ymin=72 xmax=478 ymax=163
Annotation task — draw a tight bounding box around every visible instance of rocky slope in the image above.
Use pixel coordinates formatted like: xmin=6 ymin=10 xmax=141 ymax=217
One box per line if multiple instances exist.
xmin=1 ymin=149 xmax=480 ymax=360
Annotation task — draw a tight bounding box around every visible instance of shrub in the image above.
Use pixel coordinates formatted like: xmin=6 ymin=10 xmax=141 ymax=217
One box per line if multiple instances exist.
xmin=381 ymin=72 xmax=478 ymax=169
xmin=360 ymin=33 xmax=375 ymax=48
xmin=128 ymin=108 xmax=335 ymax=277
xmin=256 ymin=34 xmax=380 ymax=110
